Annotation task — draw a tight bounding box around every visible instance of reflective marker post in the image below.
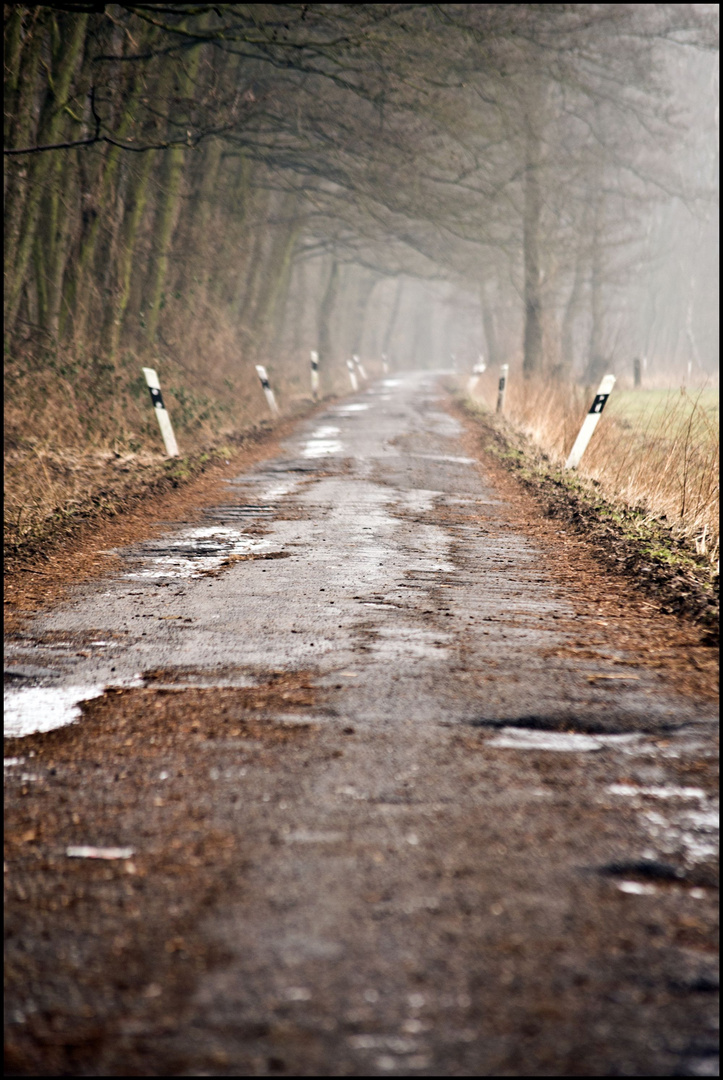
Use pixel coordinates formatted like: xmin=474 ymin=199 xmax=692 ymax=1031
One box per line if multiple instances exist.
xmin=142 ymin=367 xmax=179 ymax=457
xmin=496 ymin=363 xmax=509 ymax=414
xmin=346 ymin=359 xmax=359 ymax=392
xmin=255 ymin=364 xmax=280 ymax=416
xmin=310 ymin=350 xmax=320 ymax=400
xmin=381 ymin=353 xmax=389 ymax=375
xmin=565 ymin=374 xmax=616 ymax=470
xmin=468 ymin=357 xmax=486 ymax=394
xmin=352 ymin=354 xmax=368 ymax=381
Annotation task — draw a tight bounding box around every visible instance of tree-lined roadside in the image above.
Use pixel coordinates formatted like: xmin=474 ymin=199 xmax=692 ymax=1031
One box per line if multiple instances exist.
xmin=5 ymin=7 xmax=717 ymax=436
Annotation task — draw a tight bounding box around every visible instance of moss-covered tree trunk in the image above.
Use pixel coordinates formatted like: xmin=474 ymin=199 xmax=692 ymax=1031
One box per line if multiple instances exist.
xmin=144 ymin=47 xmax=201 ymax=345
xmin=5 ymin=12 xmax=88 ymax=336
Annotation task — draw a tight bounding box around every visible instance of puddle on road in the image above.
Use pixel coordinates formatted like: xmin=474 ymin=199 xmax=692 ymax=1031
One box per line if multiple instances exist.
xmin=124 ymin=525 xmax=278 ymax=579
xmin=486 ymin=729 xmax=644 ymax=752
xmin=4 ymin=684 xmax=107 ymax=738
xmin=302 ymin=425 xmax=344 ymax=457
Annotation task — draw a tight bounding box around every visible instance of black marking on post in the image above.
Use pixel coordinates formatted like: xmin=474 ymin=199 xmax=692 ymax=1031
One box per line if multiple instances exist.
xmin=148 ymin=386 xmax=165 ymax=410
xmin=589 ymin=393 xmax=610 ymax=415
xmin=311 ymin=358 xmax=319 ymax=372
xmin=498 ymin=374 xmax=506 ymax=392
xmin=258 ymin=374 xmax=270 ymax=390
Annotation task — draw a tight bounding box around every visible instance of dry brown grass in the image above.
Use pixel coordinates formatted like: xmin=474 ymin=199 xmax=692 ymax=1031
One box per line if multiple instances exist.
xmin=469 ymin=368 xmax=719 ymax=566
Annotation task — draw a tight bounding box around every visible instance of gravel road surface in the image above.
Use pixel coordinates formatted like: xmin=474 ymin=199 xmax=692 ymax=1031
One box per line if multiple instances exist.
xmin=5 ymin=372 xmax=719 ymax=1076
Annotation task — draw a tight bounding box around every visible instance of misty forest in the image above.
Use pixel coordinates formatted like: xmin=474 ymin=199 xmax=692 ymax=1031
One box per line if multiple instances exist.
xmin=3 ymin=3 xmax=719 ymax=545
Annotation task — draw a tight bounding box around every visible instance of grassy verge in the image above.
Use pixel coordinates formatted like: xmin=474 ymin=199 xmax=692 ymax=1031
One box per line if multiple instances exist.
xmin=458 ymin=393 xmax=718 ymax=643
xmin=3 ymin=430 xmax=262 ymax=571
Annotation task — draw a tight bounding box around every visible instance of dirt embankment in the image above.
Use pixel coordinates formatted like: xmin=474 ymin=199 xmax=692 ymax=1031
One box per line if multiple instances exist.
xmin=454 ymin=396 xmax=719 ymax=646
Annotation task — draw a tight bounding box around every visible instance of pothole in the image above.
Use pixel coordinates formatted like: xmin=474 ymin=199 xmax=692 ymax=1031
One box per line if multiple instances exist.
xmin=122 ymin=525 xmax=283 ymax=579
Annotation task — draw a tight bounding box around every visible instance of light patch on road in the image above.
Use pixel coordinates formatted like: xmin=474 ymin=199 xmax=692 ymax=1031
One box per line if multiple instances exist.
xmin=607 ymin=783 xmax=707 ymax=799
xmin=124 ymin=525 xmax=276 ymax=579
xmin=641 ymin=806 xmax=719 ymax=865
xmin=302 ymin=425 xmax=344 ymax=457
xmin=4 ymin=684 xmax=106 ymax=738
xmin=335 ymin=403 xmax=370 ymax=413
xmin=409 ymin=453 xmax=477 ymax=465
xmin=372 ymin=626 xmax=452 ymax=660
xmin=396 ymin=489 xmax=438 ymax=512
xmin=261 ymin=482 xmax=295 ymax=500
xmin=617 ymin=880 xmax=659 ymax=895
xmin=487 ymin=729 xmax=643 ymax=752
xmin=606 ymin=779 xmax=718 ymax=867
xmin=285 ymin=830 xmax=346 ymax=844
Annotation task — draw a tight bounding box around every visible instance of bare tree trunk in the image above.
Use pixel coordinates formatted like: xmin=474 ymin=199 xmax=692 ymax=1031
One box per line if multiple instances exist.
xmin=349 ymin=271 xmax=378 ymax=355
xmin=5 ymin=13 xmax=88 ymax=335
xmin=479 ymin=280 xmax=499 ymax=367
xmin=4 ymin=8 xmax=44 ymax=273
xmin=583 ymin=194 xmax=607 ymax=384
xmin=107 ymin=153 xmax=155 ymax=358
xmin=522 ymin=121 xmax=544 ymax=377
xmin=381 ymin=277 xmax=404 ymax=361
xmin=560 ymin=242 xmax=587 ymax=380
xmin=317 ymin=258 xmax=340 ymax=368
xmin=251 ymin=208 xmax=302 ymax=362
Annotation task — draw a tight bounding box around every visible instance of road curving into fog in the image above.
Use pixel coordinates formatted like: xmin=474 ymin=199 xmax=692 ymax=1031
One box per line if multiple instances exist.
xmin=4 ymin=372 xmax=719 ymax=1076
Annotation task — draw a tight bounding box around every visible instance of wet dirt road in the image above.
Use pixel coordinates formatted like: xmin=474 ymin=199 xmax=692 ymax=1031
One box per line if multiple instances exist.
xmin=4 ymin=372 xmax=719 ymax=1076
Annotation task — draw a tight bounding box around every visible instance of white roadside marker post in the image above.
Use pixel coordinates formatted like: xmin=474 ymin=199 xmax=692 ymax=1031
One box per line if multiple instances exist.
xmin=255 ymin=364 xmax=280 ymax=416
xmin=381 ymin=353 xmax=389 ymax=375
xmin=352 ymin=354 xmax=368 ymax=381
xmin=310 ymin=350 xmax=320 ymax=400
xmin=565 ymin=373 xmax=616 ymax=470
xmin=468 ymin=356 xmax=486 ymax=394
xmin=142 ymin=367 xmax=179 ymax=457
xmin=346 ymin=359 xmax=359 ymax=392
xmin=496 ymin=363 xmax=509 ymax=414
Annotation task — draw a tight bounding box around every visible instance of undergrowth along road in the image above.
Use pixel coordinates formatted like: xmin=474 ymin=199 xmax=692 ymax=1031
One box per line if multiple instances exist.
xmin=456 ymin=393 xmax=719 ymax=644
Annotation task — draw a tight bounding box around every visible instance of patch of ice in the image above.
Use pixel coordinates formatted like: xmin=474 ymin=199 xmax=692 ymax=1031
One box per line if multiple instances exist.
xmin=617 ymin=880 xmax=659 ymax=895
xmin=4 ymin=685 xmax=105 ymax=738
xmin=125 ymin=526 xmax=276 ymax=579
xmin=607 ymin=784 xmax=707 ymax=799
xmin=488 ymin=729 xmax=643 ymax=752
